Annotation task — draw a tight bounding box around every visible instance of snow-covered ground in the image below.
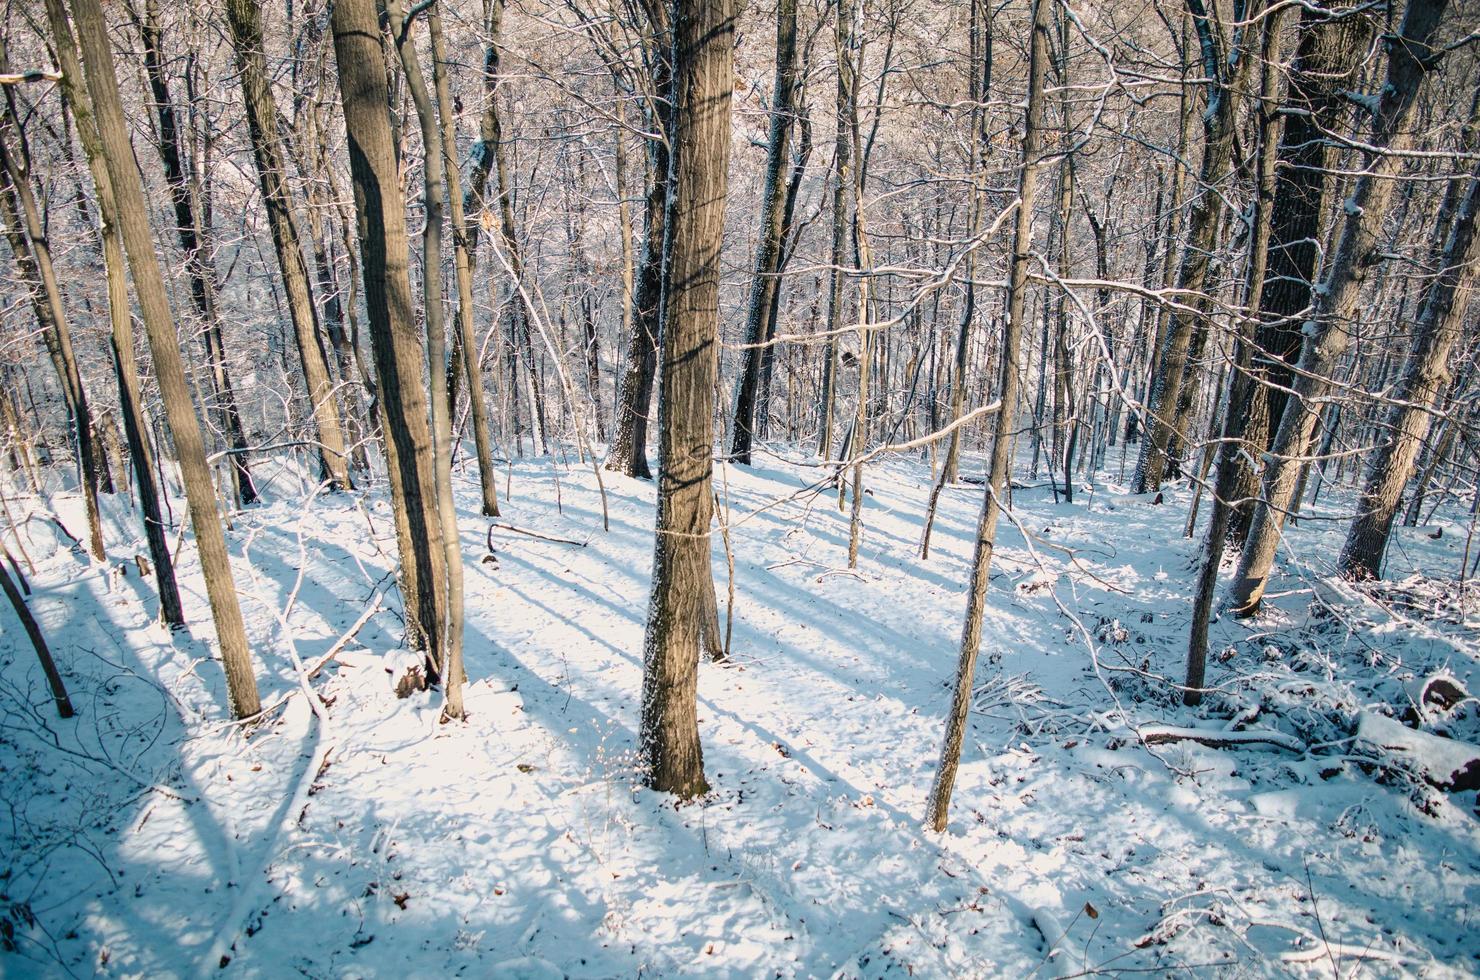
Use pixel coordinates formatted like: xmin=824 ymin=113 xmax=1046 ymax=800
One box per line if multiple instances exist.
xmin=2 ymin=445 xmax=1477 ymax=977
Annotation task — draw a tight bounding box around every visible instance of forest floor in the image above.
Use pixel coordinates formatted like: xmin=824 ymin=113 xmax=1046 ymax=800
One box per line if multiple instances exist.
xmin=2 ymin=444 xmax=1478 ymax=978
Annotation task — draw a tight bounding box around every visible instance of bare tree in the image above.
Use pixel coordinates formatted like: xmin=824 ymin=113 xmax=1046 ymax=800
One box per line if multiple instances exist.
xmin=640 ymin=0 xmax=737 ymax=799
xmin=1229 ymin=0 xmax=1453 ymax=616
xmin=329 ymin=0 xmax=451 ymax=666
xmin=225 ymin=0 xmax=352 ymax=492
xmin=70 ymin=0 xmax=261 ymax=717
xmin=925 ymin=0 xmax=1051 ymax=834
xmin=1340 ymin=101 xmax=1480 ymax=579
xmin=44 ymin=0 xmax=185 ymax=626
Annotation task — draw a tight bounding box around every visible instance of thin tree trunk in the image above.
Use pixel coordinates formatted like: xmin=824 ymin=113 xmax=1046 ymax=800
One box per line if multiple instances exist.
xmin=730 ymin=0 xmax=798 ymax=464
xmin=816 ymin=0 xmax=854 ymax=461
xmin=925 ymin=0 xmax=1050 ymax=833
xmin=1133 ymin=0 xmax=1260 ymax=494
xmin=132 ymin=0 xmax=256 ymax=507
xmin=0 ymin=542 xmax=72 ymax=718
xmin=225 ymin=0 xmax=351 ymax=491
xmin=71 ymin=0 xmax=261 ymax=717
xmin=428 ymin=2 xmax=500 ymax=518
xmin=0 ymin=83 xmax=105 ymax=562
xmin=1186 ymin=6 xmax=1287 ymax=704
xmin=387 ymin=0 xmax=467 ymax=714
xmin=607 ymin=2 xmax=672 ymax=479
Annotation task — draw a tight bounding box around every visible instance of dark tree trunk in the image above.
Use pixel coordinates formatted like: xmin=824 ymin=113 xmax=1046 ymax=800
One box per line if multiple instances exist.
xmin=133 ymin=0 xmax=257 ymax=506
xmin=330 ymin=0 xmax=451 ymax=659
xmin=730 ymin=0 xmax=798 ymax=464
xmin=1226 ymin=4 xmax=1371 ymax=545
xmin=1230 ymin=0 xmax=1452 ymax=615
xmin=608 ymin=1 xmax=673 ymax=480
xmin=225 ymin=0 xmax=352 ymax=491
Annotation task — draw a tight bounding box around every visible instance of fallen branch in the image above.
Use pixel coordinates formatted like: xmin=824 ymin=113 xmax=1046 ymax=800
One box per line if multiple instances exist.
xmin=1137 ymin=724 xmax=1305 ymax=753
xmin=487 ymin=522 xmax=588 ymax=549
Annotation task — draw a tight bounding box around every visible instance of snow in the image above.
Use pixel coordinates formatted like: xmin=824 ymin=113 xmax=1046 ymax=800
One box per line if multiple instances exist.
xmin=2 ymin=448 xmax=1478 ymax=977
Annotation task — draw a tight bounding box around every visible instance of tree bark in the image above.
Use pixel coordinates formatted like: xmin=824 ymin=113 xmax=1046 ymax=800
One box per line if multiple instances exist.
xmin=132 ymin=0 xmax=257 ymax=507
xmin=45 ymin=0 xmax=184 ymax=626
xmin=330 ymin=0 xmax=450 ymax=662
xmin=1226 ymin=3 xmax=1370 ymax=545
xmin=925 ymin=0 xmax=1050 ymax=833
xmin=1133 ymin=0 xmax=1260 ymax=494
xmin=1229 ymin=0 xmax=1451 ymax=616
xmin=1185 ymin=5 xmax=1288 ymax=704
xmin=640 ymin=0 xmax=736 ymax=800
xmin=0 ymin=76 xmax=105 ymax=562
xmin=71 ymin=0 xmax=260 ymax=717
xmin=427 ymin=2 xmax=500 ymax=518
xmin=730 ymin=0 xmax=798 ymax=464
xmin=225 ymin=0 xmax=351 ymax=492
xmin=1339 ymin=113 xmax=1480 ymax=579
xmin=607 ymin=0 xmax=673 ymax=479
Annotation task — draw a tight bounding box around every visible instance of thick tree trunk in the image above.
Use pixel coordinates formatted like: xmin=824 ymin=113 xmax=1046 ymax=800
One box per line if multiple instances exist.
xmin=387 ymin=0 xmax=467 ymax=714
xmin=71 ymin=0 xmax=260 ymax=717
xmin=1226 ymin=4 xmax=1370 ymax=545
xmin=225 ymin=0 xmax=351 ymax=492
xmin=1229 ymin=0 xmax=1451 ymax=616
xmin=925 ymin=0 xmax=1050 ymax=833
xmin=640 ymin=0 xmax=736 ymax=800
xmin=730 ymin=0 xmax=798 ymax=464
xmin=330 ymin=0 xmax=450 ymax=661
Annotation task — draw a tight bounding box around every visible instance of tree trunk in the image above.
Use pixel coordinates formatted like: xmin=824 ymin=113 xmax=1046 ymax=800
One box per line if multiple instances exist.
xmin=1185 ymin=5 xmax=1288 ymax=703
xmin=71 ymin=0 xmax=260 ymax=717
xmin=607 ymin=2 xmax=673 ymax=479
xmin=428 ymin=2 xmax=500 ymax=518
xmin=0 ymin=80 xmax=106 ymax=562
xmin=925 ymin=0 xmax=1050 ymax=833
xmin=0 ymin=543 xmax=72 ymax=718
xmin=1226 ymin=3 xmax=1370 ymax=545
xmin=1229 ymin=0 xmax=1451 ymax=616
xmin=816 ymin=0 xmax=854 ymax=461
xmin=1339 ymin=117 xmax=1480 ymax=578
xmin=640 ymin=0 xmax=736 ymax=800
xmin=330 ymin=0 xmax=451 ymax=662
xmin=386 ymin=0 xmax=467 ymax=714
xmin=225 ymin=0 xmax=351 ymax=492
xmin=45 ymin=0 xmax=184 ymax=626
xmin=730 ymin=0 xmax=798 ymax=464
xmin=1133 ymin=0 xmax=1259 ymax=494
xmin=133 ymin=0 xmax=257 ymax=507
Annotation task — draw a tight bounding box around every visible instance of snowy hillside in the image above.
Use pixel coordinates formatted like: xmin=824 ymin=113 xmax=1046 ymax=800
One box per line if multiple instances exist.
xmin=2 ymin=450 xmax=1477 ymax=977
